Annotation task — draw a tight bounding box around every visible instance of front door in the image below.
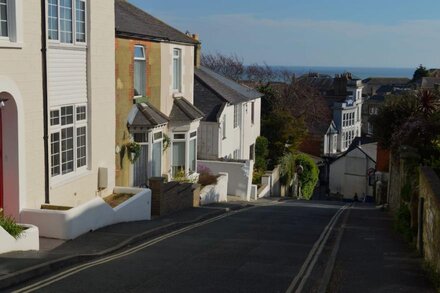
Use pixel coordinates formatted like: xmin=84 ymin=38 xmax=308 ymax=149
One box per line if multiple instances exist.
xmin=133 ymin=144 xmax=148 ymax=187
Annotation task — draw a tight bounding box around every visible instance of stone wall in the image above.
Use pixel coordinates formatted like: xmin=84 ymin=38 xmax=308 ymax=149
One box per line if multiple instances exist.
xmin=419 ymin=167 xmax=440 ymax=274
xmin=149 ymin=178 xmax=200 ymax=216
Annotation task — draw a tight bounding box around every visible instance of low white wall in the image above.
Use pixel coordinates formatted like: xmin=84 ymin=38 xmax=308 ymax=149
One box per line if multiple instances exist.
xmin=21 ymin=187 xmax=151 ymax=240
xmin=198 ymin=160 xmax=254 ymax=201
xmin=0 ymin=224 xmax=39 ymax=254
xmin=261 ymin=165 xmax=281 ymax=197
xmin=257 ymin=184 xmax=270 ymax=199
xmin=200 ymin=173 xmax=228 ymax=205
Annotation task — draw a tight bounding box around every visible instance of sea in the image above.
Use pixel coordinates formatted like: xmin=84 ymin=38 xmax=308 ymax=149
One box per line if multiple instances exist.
xmin=270 ymin=66 xmax=414 ymax=80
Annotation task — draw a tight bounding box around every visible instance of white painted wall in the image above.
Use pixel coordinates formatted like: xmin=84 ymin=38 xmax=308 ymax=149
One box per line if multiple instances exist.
xmin=21 ymin=187 xmax=151 ymax=240
xmin=219 ymin=104 xmax=241 ymax=159
xmin=199 ymin=172 xmax=228 ymax=205
xmin=329 ymin=146 xmax=376 ymax=199
xmin=0 ymin=224 xmax=39 ymax=254
xmin=47 ymin=1 xmax=116 ymax=207
xmin=0 ymin=1 xmax=44 ymax=219
xmin=198 ymin=160 xmax=254 ymax=201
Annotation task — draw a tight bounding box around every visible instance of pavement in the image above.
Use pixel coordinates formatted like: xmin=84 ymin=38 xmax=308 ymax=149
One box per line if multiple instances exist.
xmin=0 ymin=199 xmax=252 ymax=291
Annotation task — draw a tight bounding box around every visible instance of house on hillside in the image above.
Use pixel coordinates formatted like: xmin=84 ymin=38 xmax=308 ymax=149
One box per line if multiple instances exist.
xmin=0 ymin=0 xmax=115 ymax=218
xmin=115 ymin=0 xmax=203 ymax=187
xmin=298 ymin=73 xmax=364 ymax=157
xmin=194 ymin=67 xmax=262 ymax=161
xmin=362 ymin=77 xmax=410 ymax=96
xmin=329 ymin=137 xmax=377 ymax=200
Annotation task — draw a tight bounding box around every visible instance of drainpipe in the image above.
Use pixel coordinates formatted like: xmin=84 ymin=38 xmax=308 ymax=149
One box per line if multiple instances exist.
xmin=41 ymin=0 xmax=50 ymax=204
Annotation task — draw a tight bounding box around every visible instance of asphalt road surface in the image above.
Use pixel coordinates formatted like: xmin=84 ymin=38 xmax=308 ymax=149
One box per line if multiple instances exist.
xmin=10 ymin=201 xmax=351 ymax=293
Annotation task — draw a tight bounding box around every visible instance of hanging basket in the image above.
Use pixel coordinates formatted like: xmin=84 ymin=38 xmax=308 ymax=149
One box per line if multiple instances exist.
xmin=126 ymin=142 xmax=141 ymax=164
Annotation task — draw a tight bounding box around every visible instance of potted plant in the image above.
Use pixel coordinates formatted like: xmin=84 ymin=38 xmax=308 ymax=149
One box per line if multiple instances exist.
xmin=0 ymin=215 xmax=24 ymax=239
xmin=125 ymin=141 xmax=141 ymax=163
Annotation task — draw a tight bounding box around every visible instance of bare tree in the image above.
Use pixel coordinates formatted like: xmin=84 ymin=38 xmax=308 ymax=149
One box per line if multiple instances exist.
xmin=201 ymin=53 xmax=245 ymax=82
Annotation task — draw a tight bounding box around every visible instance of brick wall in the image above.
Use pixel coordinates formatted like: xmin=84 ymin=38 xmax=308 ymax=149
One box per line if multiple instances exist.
xmin=149 ymin=178 xmax=200 ymax=216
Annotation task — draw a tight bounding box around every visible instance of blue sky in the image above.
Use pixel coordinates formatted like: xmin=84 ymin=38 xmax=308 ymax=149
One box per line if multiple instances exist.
xmin=129 ymin=0 xmax=440 ymax=68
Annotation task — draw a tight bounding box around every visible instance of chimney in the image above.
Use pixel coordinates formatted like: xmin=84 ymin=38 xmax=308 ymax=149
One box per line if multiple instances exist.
xmin=192 ymin=33 xmax=201 ymax=68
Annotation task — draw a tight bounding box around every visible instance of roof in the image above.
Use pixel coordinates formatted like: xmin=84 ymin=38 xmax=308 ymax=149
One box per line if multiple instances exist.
xmin=193 ymin=78 xmax=226 ymax=122
xmin=419 ymin=77 xmax=440 ymax=89
xmin=169 ymin=97 xmax=204 ymax=122
xmin=362 ymin=77 xmax=410 ymax=85
xmin=297 ymin=76 xmax=334 ymax=93
xmin=195 ymin=67 xmax=263 ymax=105
xmin=325 ymin=121 xmax=338 ymax=135
xmin=127 ymin=102 xmax=169 ymax=129
xmin=115 ymin=0 xmax=198 ymax=45
xmin=331 ymin=137 xmax=377 ymax=164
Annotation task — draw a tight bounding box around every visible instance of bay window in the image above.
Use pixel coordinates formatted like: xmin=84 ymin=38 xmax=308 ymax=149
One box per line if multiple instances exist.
xmin=48 ymin=0 xmax=86 ymax=44
xmin=50 ymin=104 xmax=88 ymax=179
xmin=173 ymin=48 xmax=182 ymax=92
xmin=134 ymin=45 xmax=146 ymax=97
xmin=171 ymin=131 xmax=198 ymax=176
xmin=152 ymin=131 xmax=163 ymax=177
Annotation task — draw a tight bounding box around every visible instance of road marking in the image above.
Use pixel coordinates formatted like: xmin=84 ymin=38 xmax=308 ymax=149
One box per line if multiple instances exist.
xmin=286 ymin=204 xmax=350 ymax=293
xmin=13 ymin=201 xmax=282 ymax=293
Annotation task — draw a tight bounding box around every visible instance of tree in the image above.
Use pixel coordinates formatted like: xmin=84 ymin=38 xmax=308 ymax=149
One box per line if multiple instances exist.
xmin=412 ymin=64 xmax=429 ymax=81
xmin=201 ymin=53 xmax=245 ymax=81
xmin=255 ymin=136 xmax=269 ymax=171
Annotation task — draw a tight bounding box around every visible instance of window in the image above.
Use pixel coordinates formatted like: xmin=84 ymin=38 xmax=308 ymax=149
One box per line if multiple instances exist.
xmin=75 ymin=0 xmax=85 ymax=42
xmin=50 ymin=104 xmax=88 ymax=179
xmin=133 ymin=133 xmax=148 ymax=143
xmin=189 ymin=134 xmax=196 ymax=173
xmin=233 ymin=105 xmax=239 ymax=128
xmin=332 ymin=135 xmax=337 ymax=153
xmin=134 ymin=45 xmax=146 ymax=97
xmin=172 ymin=141 xmax=185 ymax=175
xmin=48 ymin=0 xmax=86 ymax=44
xmin=0 ymin=0 xmax=8 ymax=37
xmin=59 ymin=0 xmax=73 ymax=43
xmin=222 ymin=115 xmax=226 ymax=139
xmin=152 ymin=131 xmax=163 ymax=177
xmin=251 ymin=102 xmax=255 ymax=124
xmin=369 ymin=105 xmax=378 ymax=115
xmin=233 ymin=149 xmax=239 ymax=160
xmin=172 ymin=48 xmax=182 ymax=92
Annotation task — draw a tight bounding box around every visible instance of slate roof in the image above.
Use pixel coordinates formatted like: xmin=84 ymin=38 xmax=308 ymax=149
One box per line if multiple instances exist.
xmin=331 ymin=137 xmax=377 ymax=164
xmin=115 ymin=0 xmax=198 ymax=45
xmin=195 ymin=67 xmax=263 ymax=105
xmin=297 ymin=76 xmax=334 ymax=93
xmin=127 ymin=102 xmax=169 ymax=129
xmin=169 ymin=97 xmax=204 ymax=122
xmin=362 ymin=77 xmax=410 ymax=85
xmin=194 ymin=78 xmax=226 ymax=122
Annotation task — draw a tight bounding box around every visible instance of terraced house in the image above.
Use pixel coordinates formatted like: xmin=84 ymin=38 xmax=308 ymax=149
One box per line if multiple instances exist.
xmin=114 ymin=0 xmax=203 ymax=187
xmin=0 ymin=0 xmax=115 ymax=219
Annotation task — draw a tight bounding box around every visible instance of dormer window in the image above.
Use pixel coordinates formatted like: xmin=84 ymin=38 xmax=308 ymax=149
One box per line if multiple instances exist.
xmin=48 ymin=0 xmax=86 ymax=44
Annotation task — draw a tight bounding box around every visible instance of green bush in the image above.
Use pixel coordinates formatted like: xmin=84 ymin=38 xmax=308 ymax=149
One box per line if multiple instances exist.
xmin=295 ymin=153 xmax=319 ymax=200
xmin=0 ymin=215 xmax=24 ymax=239
xmin=394 ymin=203 xmax=413 ymax=243
xmin=255 ymin=136 xmax=269 ymax=171
xmin=279 ymin=153 xmax=296 ymax=186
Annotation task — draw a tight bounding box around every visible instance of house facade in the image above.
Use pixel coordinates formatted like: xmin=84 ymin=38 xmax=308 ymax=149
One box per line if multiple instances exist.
xmin=194 ymin=67 xmax=262 ymax=161
xmin=115 ymin=0 xmax=202 ymax=187
xmin=0 ymin=0 xmax=115 ymax=219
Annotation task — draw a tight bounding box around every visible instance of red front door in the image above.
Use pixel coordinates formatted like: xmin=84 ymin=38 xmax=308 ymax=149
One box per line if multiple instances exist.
xmin=0 ymin=110 xmax=3 ymax=211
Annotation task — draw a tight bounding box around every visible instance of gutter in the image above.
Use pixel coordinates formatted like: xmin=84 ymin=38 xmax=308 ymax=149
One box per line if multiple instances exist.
xmin=41 ymin=0 xmax=50 ymax=204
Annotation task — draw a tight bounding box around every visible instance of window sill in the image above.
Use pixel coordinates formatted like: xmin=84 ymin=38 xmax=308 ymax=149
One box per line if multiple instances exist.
xmin=0 ymin=41 xmax=23 ymax=49
xmin=173 ymin=92 xmax=184 ymax=98
xmin=50 ymin=169 xmax=92 ymax=189
xmin=48 ymin=43 xmax=87 ymax=51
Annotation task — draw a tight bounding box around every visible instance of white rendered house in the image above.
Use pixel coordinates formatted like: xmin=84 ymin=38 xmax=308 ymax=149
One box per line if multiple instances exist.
xmin=194 ymin=67 xmax=262 ymax=161
xmin=0 ymin=0 xmax=116 ymax=219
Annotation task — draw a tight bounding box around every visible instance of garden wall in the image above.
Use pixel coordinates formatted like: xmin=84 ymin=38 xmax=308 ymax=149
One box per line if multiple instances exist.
xmin=198 ymin=160 xmax=254 ymax=201
xmin=200 ymin=173 xmax=228 ymax=205
xmin=261 ymin=164 xmax=282 ymax=197
xmin=149 ymin=178 xmax=200 ymax=216
xmin=21 ymin=187 xmax=151 ymax=240
xmin=419 ymin=167 xmax=440 ymax=275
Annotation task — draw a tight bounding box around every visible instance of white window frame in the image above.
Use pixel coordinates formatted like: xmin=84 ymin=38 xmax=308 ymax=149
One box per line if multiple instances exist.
xmin=47 ymin=0 xmax=87 ymax=46
xmin=172 ymin=48 xmax=182 ymax=93
xmin=171 ymin=131 xmax=198 ymax=176
xmin=0 ymin=0 xmax=9 ymax=39
xmin=49 ymin=103 xmax=88 ymax=183
xmin=133 ymin=45 xmax=146 ymax=98
xmin=0 ymin=0 xmax=21 ymax=46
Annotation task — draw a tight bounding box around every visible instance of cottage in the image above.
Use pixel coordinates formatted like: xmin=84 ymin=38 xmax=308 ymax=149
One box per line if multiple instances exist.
xmin=115 ymin=0 xmax=203 ymax=187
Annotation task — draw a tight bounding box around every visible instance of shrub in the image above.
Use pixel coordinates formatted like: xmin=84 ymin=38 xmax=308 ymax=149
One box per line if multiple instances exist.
xmin=295 ymin=153 xmax=319 ymax=200
xmin=252 ymin=168 xmax=265 ymax=185
xmin=198 ymin=173 xmax=218 ymax=187
xmin=279 ymin=153 xmax=296 ymax=186
xmin=0 ymin=215 xmax=24 ymax=239
xmin=394 ymin=203 xmax=413 ymax=243
xmin=173 ymin=169 xmax=197 ymax=184
xmin=255 ymin=136 xmax=269 ymax=171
